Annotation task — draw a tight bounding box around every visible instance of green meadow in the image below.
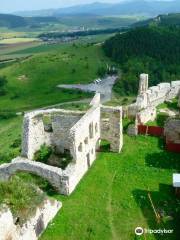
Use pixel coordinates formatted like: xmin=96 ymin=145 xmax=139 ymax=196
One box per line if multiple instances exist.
xmin=0 ymin=42 xmax=114 ymax=112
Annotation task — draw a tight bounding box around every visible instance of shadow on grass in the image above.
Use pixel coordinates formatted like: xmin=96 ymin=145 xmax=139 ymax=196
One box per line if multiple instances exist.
xmin=133 ymin=184 xmax=180 ymax=240
xmin=145 ymin=150 xmax=180 ymax=171
xmin=98 ymin=140 xmax=111 ymax=153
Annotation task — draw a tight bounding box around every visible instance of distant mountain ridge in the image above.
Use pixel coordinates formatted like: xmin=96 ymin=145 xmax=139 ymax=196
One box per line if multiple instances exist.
xmin=0 ymin=13 xmax=138 ymax=30
xmin=14 ymin=0 xmax=180 ymax=17
xmin=133 ymin=13 xmax=180 ymax=27
xmin=0 ymin=14 xmax=59 ymax=28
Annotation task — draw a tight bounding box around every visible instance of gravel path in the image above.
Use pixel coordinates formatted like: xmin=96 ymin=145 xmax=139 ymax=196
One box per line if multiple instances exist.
xmin=57 ymin=75 xmax=118 ymax=103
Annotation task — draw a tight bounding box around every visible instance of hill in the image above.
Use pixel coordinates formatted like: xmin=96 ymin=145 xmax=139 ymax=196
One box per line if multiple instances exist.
xmin=0 ymin=14 xmax=59 ymax=29
xmin=0 ymin=43 xmax=114 ymax=112
xmin=133 ymin=13 xmax=180 ymax=27
xmin=15 ymin=0 xmax=180 ymax=17
xmin=103 ymin=26 xmax=180 ymax=95
xmin=0 ymin=14 xmax=27 ymax=28
xmin=0 ymin=13 xmax=139 ymax=31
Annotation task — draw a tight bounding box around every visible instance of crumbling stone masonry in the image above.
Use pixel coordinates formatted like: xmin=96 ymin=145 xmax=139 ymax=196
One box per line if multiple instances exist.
xmin=128 ymin=74 xmax=180 ymax=124
xmin=101 ymin=105 xmax=123 ymax=152
xmin=0 ymin=94 xmax=123 ymax=195
xmin=0 ymin=199 xmax=61 ymax=240
xmin=164 ymin=118 xmax=180 ymax=144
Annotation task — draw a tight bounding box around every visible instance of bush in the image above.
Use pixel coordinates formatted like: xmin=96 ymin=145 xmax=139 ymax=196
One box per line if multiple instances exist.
xmin=10 ymin=138 xmax=21 ymax=148
xmin=0 ymin=112 xmax=16 ymax=120
xmin=97 ymin=66 xmax=107 ymax=78
xmin=34 ymin=144 xmax=52 ymax=164
xmin=0 ymin=176 xmax=45 ymax=224
xmin=156 ymin=113 xmax=169 ymax=127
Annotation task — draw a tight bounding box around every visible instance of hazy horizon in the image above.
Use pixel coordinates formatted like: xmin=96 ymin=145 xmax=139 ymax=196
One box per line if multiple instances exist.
xmin=0 ymin=0 xmax=174 ymax=13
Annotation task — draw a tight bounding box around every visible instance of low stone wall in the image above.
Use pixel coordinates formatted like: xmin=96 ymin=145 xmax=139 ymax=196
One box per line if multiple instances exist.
xmin=0 ymin=199 xmax=61 ymax=240
xmin=0 ymin=157 xmax=92 ymax=195
xmin=0 ymin=157 xmax=65 ymax=193
xmin=137 ymin=107 xmax=156 ymax=124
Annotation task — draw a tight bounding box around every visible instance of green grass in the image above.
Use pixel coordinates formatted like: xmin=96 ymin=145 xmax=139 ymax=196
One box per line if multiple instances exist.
xmin=0 ymin=43 xmax=113 ymax=111
xmin=157 ymin=98 xmax=179 ymax=111
xmin=39 ymin=135 xmax=180 ymax=240
xmin=147 ymin=98 xmax=179 ymax=127
xmin=0 ymin=116 xmax=180 ymax=239
xmin=146 ymin=113 xmax=169 ymax=127
xmin=106 ymin=94 xmax=136 ymax=107
xmin=0 ymin=116 xmax=22 ymax=164
xmin=0 ymin=174 xmax=46 ymax=224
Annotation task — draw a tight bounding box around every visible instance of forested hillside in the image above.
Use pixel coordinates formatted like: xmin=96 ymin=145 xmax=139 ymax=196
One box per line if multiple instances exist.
xmin=103 ymin=26 xmax=180 ymax=95
xmin=133 ymin=13 xmax=180 ymax=27
xmin=0 ymin=14 xmax=27 ymax=28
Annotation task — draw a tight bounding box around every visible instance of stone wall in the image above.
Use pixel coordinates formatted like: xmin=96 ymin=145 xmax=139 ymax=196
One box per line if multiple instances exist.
xmin=21 ymin=109 xmax=84 ymax=160
xmin=0 ymin=199 xmax=61 ymax=240
xmin=137 ymin=106 xmax=157 ymax=124
xmin=101 ymin=106 xmax=123 ymax=152
xmin=0 ymin=157 xmax=65 ymax=193
xmin=127 ymin=74 xmax=180 ymax=123
xmin=164 ymin=118 xmax=180 ymax=144
xmin=1 ymin=94 xmax=123 ymax=196
xmin=0 ymin=206 xmax=17 ymax=240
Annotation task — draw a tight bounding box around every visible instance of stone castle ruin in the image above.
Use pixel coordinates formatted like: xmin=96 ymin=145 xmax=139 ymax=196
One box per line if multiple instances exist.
xmin=0 ymin=93 xmax=123 ymax=240
xmin=0 ymin=72 xmax=179 ymax=240
xmin=0 ymin=93 xmax=123 ymax=196
xmin=127 ymin=73 xmax=180 ymax=149
xmin=128 ymin=73 xmax=180 ymax=124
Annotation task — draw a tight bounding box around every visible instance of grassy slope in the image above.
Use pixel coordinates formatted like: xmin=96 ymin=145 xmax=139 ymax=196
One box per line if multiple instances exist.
xmin=0 ymin=116 xmax=22 ymax=164
xmin=39 ymin=136 xmax=180 ymax=240
xmin=0 ymin=43 xmax=111 ymax=111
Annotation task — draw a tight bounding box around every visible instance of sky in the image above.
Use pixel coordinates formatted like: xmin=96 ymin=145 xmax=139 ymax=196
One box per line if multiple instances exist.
xmin=0 ymin=0 xmax=171 ymax=13
xmin=0 ymin=0 xmax=123 ymax=13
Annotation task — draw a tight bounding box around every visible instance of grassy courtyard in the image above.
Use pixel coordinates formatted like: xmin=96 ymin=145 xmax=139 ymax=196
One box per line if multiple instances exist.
xmin=39 ymin=135 xmax=180 ymax=240
xmin=0 ymin=116 xmax=180 ymax=239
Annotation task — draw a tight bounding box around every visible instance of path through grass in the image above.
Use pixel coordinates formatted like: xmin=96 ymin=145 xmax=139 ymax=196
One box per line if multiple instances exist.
xmin=39 ymin=135 xmax=180 ymax=240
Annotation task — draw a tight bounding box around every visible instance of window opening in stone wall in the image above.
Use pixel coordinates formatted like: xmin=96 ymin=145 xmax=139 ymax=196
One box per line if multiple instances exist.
xmin=84 ymin=137 xmax=88 ymax=144
xmin=78 ymin=143 xmax=83 ymax=152
xmin=86 ymin=153 xmax=90 ymax=168
xmin=89 ymin=122 xmax=94 ymax=139
xmin=43 ymin=115 xmax=53 ymax=133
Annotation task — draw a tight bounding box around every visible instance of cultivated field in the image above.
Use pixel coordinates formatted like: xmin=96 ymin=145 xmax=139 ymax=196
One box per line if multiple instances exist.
xmin=0 ymin=37 xmax=39 ymax=44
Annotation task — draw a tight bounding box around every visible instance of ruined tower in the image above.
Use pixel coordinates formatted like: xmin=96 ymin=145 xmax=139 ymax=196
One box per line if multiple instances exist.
xmin=138 ymin=73 xmax=149 ymax=95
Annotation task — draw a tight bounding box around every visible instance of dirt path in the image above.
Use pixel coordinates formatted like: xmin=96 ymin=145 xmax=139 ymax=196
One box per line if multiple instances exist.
xmin=107 ymin=171 xmax=120 ymax=240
